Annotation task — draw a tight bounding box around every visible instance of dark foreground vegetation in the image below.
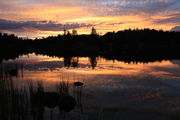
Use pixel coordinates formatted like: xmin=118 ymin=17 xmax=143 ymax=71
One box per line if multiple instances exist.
xmin=1 ymin=61 xmax=180 ymax=120
xmin=0 ymin=28 xmax=180 ymax=63
xmin=0 ymin=62 xmax=84 ymax=120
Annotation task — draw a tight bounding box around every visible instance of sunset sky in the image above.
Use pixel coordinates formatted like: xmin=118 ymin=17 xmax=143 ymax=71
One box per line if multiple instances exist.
xmin=0 ymin=0 xmax=180 ymax=38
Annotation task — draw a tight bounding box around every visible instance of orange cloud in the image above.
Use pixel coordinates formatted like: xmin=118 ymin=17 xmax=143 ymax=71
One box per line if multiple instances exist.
xmin=0 ymin=0 xmax=179 ymax=37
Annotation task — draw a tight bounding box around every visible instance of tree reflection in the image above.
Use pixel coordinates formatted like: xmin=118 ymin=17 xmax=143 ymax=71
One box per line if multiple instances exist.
xmin=89 ymin=57 xmax=97 ymax=69
xmin=63 ymin=57 xmax=79 ymax=68
xmin=72 ymin=57 xmax=79 ymax=68
xmin=63 ymin=57 xmax=72 ymax=68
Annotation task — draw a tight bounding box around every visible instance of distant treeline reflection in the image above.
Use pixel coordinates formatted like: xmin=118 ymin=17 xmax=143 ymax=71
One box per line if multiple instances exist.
xmin=0 ymin=29 xmax=180 ymax=63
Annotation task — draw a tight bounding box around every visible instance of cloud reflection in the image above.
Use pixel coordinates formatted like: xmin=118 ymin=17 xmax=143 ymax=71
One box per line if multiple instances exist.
xmin=3 ymin=54 xmax=180 ymax=117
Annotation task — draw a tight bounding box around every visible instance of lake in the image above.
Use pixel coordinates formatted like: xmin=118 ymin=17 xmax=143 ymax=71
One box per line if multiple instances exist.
xmin=1 ymin=53 xmax=180 ymax=120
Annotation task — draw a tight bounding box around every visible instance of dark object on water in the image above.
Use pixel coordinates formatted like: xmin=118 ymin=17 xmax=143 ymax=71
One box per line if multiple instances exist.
xmin=59 ymin=94 xmax=76 ymax=112
xmin=73 ymin=81 xmax=83 ymax=86
xmin=31 ymin=92 xmax=76 ymax=112
xmin=43 ymin=92 xmax=59 ymax=108
xmin=72 ymin=61 xmax=78 ymax=67
xmin=8 ymin=69 xmax=18 ymax=76
xmin=31 ymin=92 xmax=59 ymax=109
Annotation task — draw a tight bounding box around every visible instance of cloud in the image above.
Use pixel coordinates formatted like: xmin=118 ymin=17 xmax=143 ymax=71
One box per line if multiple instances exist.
xmin=106 ymin=22 xmax=123 ymax=26
xmin=154 ymin=13 xmax=180 ymax=25
xmin=1 ymin=0 xmax=179 ymax=18
xmin=0 ymin=0 xmax=179 ymax=36
xmin=171 ymin=26 xmax=180 ymax=31
xmin=0 ymin=19 xmax=93 ymax=32
xmin=82 ymin=0 xmax=180 ymax=16
xmin=0 ymin=0 xmax=91 ymax=21
xmin=0 ymin=0 xmax=79 ymax=9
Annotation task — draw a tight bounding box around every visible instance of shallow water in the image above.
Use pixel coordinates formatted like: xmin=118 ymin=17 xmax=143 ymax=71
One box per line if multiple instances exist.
xmin=1 ymin=53 xmax=180 ymax=120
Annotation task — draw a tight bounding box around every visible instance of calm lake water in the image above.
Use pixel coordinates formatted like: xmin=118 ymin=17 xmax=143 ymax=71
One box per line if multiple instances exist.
xmin=1 ymin=53 xmax=180 ymax=120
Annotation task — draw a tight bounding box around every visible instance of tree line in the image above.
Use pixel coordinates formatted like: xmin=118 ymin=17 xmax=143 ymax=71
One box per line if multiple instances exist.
xmin=0 ymin=28 xmax=180 ymax=63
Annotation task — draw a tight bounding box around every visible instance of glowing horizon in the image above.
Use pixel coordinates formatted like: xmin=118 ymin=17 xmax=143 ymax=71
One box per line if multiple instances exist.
xmin=0 ymin=0 xmax=179 ymax=38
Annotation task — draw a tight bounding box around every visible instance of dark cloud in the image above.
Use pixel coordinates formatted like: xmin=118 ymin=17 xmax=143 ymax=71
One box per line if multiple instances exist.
xmin=83 ymin=0 xmax=180 ymax=16
xmin=106 ymin=22 xmax=123 ymax=26
xmin=0 ymin=0 xmax=180 ymax=17
xmin=0 ymin=19 xmax=93 ymax=32
xmin=171 ymin=26 xmax=180 ymax=32
xmin=154 ymin=13 xmax=180 ymax=25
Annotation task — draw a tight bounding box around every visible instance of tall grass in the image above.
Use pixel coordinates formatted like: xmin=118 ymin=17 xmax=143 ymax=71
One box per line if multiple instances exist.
xmin=0 ymin=63 xmax=78 ymax=120
xmin=56 ymin=77 xmax=69 ymax=95
xmin=0 ymin=73 xmax=28 ymax=120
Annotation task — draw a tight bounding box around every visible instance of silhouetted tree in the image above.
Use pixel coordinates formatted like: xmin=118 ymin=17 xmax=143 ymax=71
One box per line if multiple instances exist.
xmin=72 ymin=29 xmax=78 ymax=36
xmin=91 ymin=27 xmax=97 ymax=35
xmin=63 ymin=29 xmax=67 ymax=35
xmin=67 ymin=31 xmax=71 ymax=36
xmin=0 ymin=28 xmax=180 ymax=64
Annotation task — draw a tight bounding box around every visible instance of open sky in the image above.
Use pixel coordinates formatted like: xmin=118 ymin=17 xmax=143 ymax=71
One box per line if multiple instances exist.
xmin=0 ymin=0 xmax=180 ymax=38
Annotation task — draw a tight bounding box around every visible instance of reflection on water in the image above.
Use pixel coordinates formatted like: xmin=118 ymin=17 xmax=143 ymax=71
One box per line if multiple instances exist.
xmin=1 ymin=53 xmax=180 ymax=120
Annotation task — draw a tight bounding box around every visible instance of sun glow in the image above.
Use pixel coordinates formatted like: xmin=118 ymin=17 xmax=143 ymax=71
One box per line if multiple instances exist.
xmin=0 ymin=0 xmax=179 ymax=38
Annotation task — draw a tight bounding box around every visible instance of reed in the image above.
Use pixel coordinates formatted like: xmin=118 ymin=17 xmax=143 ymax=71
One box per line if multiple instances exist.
xmin=0 ymin=71 xmax=28 ymax=120
xmin=56 ymin=77 xmax=69 ymax=95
